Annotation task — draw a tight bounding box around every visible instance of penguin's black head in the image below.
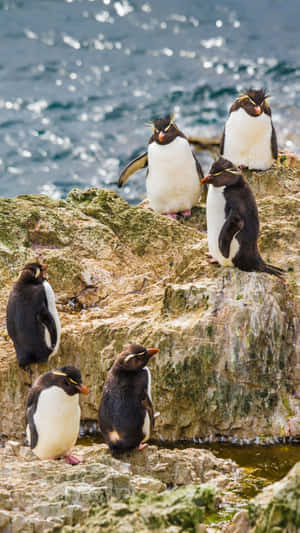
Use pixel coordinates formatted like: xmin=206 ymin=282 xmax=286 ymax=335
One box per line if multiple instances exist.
xmin=232 ymin=89 xmax=271 ymax=117
xmin=115 ymin=343 xmax=159 ymax=372
xmin=149 ymin=114 xmax=183 ymax=145
xmin=50 ymin=366 xmax=89 ymax=396
xmin=201 ymin=158 xmax=243 ymax=187
xmin=19 ymin=262 xmax=47 ymax=284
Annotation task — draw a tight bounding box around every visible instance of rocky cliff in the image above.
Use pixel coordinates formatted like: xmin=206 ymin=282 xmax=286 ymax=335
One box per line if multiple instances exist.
xmin=0 ymin=157 xmax=299 ymax=533
xmin=0 ymin=162 xmax=299 ymax=443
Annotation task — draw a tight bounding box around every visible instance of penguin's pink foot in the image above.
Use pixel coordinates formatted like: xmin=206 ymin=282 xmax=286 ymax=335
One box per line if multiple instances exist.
xmin=138 ymin=443 xmax=148 ymax=451
xmin=181 ymin=209 xmax=192 ymax=218
xmin=205 ymin=253 xmax=219 ymax=264
xmin=164 ymin=213 xmax=179 ymax=220
xmin=64 ymin=453 xmax=81 ymax=465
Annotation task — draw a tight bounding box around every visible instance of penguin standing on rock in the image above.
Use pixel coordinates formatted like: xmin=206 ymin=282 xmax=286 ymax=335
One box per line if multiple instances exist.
xmin=6 ymin=262 xmax=61 ymax=372
xmin=26 ymin=366 xmax=88 ymax=464
xmin=221 ymin=89 xmax=278 ymax=170
xmin=202 ymin=157 xmax=284 ymax=278
xmin=99 ymin=344 xmax=159 ymax=455
xmin=118 ymin=114 xmax=203 ymax=219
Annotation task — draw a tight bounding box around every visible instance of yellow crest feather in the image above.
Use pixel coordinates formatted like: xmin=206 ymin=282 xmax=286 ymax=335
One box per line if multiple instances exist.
xmin=124 ymin=352 xmax=145 ymax=363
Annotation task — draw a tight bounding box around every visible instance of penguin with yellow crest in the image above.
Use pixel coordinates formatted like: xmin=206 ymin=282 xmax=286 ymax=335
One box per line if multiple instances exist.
xmin=220 ymin=89 xmax=278 ymax=170
xmin=118 ymin=114 xmax=203 ymax=219
xmin=99 ymin=344 xmax=159 ymax=454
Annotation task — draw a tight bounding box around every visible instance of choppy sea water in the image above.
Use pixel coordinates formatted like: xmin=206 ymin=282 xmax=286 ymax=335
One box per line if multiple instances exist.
xmin=0 ymin=0 xmax=299 ymax=203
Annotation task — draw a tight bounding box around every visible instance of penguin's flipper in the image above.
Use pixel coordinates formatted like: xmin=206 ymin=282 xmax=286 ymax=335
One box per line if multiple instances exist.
xmin=118 ymin=152 xmax=148 ymax=188
xmin=271 ymin=121 xmax=278 ymax=160
xmin=219 ymin=210 xmax=244 ymax=258
xmin=141 ymin=393 xmax=155 ymax=439
xmin=38 ymin=304 xmax=57 ymax=349
xmin=220 ymin=128 xmax=225 ymax=155
xmin=26 ymin=388 xmax=39 ymax=449
xmin=192 ymin=152 xmax=204 ymax=180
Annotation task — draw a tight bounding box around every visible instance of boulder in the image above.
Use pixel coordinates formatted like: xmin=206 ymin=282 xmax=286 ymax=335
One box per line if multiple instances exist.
xmin=248 ymin=461 xmax=300 ymax=532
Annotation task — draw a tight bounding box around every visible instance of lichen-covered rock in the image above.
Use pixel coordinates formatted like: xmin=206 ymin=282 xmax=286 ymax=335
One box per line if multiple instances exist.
xmin=0 ymin=442 xmax=243 ymax=532
xmin=226 ymin=510 xmax=250 ymax=533
xmin=248 ymin=462 xmax=300 ymax=532
xmin=64 ymin=483 xmax=216 ymax=533
xmin=102 ymin=444 xmax=239 ymax=489
xmin=0 ymin=162 xmax=299 ymax=443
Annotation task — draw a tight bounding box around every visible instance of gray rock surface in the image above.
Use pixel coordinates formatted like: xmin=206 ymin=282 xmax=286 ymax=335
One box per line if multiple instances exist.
xmin=0 ymin=442 xmax=244 ymax=532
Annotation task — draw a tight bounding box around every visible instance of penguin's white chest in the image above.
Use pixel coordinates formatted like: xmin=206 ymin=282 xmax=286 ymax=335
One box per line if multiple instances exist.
xmin=223 ymin=108 xmax=273 ymax=170
xmin=144 ymin=366 xmax=152 ymax=400
xmin=43 ymin=280 xmax=61 ymax=354
xmin=29 ymin=386 xmax=80 ymax=460
xmin=206 ymin=185 xmax=239 ymax=265
xmin=142 ymin=366 xmax=152 ymax=442
xmin=147 ymin=137 xmax=201 ymax=213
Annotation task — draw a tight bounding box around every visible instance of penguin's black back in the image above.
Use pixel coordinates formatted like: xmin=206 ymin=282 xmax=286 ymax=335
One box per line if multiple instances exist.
xmin=99 ymin=367 xmax=149 ymax=454
xmin=223 ymin=180 xmax=263 ymax=271
xmin=6 ymin=282 xmax=52 ymax=368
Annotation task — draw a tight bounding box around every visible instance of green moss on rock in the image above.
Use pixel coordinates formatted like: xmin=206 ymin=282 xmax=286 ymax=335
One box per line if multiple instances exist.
xmin=67 ymin=188 xmax=199 ymax=257
xmin=64 ymin=483 xmax=216 ymax=533
xmin=248 ymin=462 xmax=300 ymax=532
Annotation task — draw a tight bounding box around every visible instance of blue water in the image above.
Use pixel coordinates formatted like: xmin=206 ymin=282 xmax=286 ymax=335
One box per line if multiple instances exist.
xmin=0 ymin=0 xmax=299 ymax=203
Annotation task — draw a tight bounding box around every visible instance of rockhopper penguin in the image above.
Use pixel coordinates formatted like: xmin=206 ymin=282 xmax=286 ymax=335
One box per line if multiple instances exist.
xmin=99 ymin=344 xmax=159 ymax=455
xmin=6 ymin=262 xmax=61 ymax=372
xmin=221 ymin=89 xmax=278 ymax=170
xmin=202 ymin=158 xmax=284 ymax=278
xmin=26 ymin=366 xmax=88 ymax=464
xmin=118 ymin=114 xmax=203 ymax=219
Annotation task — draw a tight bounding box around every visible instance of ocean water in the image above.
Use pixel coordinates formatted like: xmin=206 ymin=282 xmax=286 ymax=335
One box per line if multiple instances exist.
xmin=0 ymin=0 xmax=299 ymax=204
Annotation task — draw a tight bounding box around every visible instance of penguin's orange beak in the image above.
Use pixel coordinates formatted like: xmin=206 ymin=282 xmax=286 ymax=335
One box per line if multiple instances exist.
xmin=158 ymin=131 xmax=166 ymax=142
xmin=42 ymin=263 xmax=48 ymax=271
xmin=254 ymin=105 xmax=262 ymax=115
xmin=201 ymin=175 xmax=211 ymax=184
xmin=146 ymin=348 xmax=159 ymax=357
xmin=76 ymin=383 xmax=89 ymax=395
